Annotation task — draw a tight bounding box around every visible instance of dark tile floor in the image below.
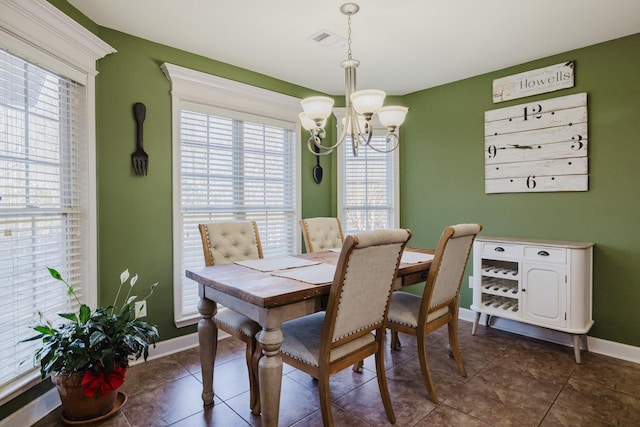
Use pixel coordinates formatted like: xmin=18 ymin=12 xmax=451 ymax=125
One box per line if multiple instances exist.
xmin=33 ymin=321 xmax=640 ymax=426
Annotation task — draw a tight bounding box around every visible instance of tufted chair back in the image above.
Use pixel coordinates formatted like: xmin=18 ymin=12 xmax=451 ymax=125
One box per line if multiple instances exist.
xmin=198 ymin=221 xmax=263 ymax=266
xmin=299 ymin=217 xmax=344 ymax=253
xmin=327 ymin=228 xmax=411 ymax=343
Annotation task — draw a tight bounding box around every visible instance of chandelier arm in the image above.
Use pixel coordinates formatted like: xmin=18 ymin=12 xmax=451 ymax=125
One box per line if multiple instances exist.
xmin=310 ymin=124 xmax=347 ymax=153
xmin=367 ymin=131 xmax=400 ymax=153
xmin=307 ymin=134 xmax=334 ymax=156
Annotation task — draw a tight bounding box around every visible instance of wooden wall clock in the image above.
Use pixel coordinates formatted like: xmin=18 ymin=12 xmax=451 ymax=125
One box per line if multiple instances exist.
xmin=484 ymin=92 xmax=588 ymax=193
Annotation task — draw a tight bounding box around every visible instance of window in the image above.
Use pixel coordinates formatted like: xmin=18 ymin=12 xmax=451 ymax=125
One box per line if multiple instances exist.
xmin=162 ymin=63 xmax=301 ymax=325
xmin=335 ymin=110 xmax=400 ymax=235
xmin=0 ymin=46 xmax=89 ymax=396
xmin=0 ymin=0 xmax=112 ymax=403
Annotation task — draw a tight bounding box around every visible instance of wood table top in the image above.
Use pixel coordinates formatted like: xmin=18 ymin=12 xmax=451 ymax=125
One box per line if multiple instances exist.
xmin=186 ymin=248 xmax=434 ymax=309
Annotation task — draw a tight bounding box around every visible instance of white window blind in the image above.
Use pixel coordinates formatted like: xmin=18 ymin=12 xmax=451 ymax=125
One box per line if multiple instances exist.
xmin=336 ymin=112 xmax=400 ymax=235
xmin=0 ymin=48 xmax=87 ymax=391
xmin=178 ymin=104 xmax=297 ymax=320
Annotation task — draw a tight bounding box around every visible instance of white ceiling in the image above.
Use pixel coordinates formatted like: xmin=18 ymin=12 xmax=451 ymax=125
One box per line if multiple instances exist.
xmin=67 ymin=0 xmax=640 ymax=96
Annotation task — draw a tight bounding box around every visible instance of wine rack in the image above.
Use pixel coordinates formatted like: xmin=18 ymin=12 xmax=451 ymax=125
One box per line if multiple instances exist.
xmin=471 ymin=236 xmax=594 ymax=363
xmin=478 ymin=259 xmax=519 ymax=316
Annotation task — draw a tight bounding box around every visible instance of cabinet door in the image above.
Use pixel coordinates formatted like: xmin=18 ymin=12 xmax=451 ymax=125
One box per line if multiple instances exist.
xmin=521 ymin=263 xmax=566 ymax=328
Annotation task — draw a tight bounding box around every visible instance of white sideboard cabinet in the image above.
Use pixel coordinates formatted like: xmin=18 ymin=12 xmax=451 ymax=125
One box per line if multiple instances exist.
xmin=471 ymin=236 xmax=593 ymax=363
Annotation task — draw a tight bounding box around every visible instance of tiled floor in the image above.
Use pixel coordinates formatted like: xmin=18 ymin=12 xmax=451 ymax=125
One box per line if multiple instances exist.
xmin=33 ymin=321 xmax=640 ymax=426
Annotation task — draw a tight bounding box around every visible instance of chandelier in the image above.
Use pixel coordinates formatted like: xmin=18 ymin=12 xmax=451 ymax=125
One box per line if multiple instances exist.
xmin=299 ymin=3 xmax=408 ymax=157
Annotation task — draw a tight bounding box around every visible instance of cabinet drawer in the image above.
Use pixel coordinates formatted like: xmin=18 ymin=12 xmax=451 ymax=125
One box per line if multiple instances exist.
xmin=481 ymin=242 xmax=519 ymax=259
xmin=523 ymin=246 xmax=566 ymax=263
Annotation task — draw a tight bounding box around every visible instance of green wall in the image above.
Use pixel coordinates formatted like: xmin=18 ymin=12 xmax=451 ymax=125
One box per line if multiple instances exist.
xmin=4 ymin=0 xmax=639 ymax=419
xmin=94 ymin=28 xmax=336 ymax=341
xmin=400 ymin=33 xmax=640 ymax=346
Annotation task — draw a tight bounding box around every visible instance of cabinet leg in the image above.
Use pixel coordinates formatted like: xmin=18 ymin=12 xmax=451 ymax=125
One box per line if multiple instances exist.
xmin=572 ymin=334 xmax=582 ymax=364
xmin=472 ymin=312 xmax=480 ymax=335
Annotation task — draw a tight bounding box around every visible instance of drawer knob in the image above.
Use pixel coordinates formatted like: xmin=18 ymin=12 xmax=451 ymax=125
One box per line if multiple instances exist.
xmin=537 ymin=250 xmax=550 ymax=256
xmin=494 ymin=247 xmax=505 ymax=252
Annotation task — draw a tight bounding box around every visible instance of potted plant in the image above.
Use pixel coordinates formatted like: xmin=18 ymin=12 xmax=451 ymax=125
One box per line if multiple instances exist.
xmin=24 ymin=267 xmax=159 ymax=422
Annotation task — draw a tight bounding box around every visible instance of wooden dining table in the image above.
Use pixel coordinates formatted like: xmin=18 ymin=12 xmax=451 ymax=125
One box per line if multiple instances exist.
xmin=185 ymin=247 xmax=434 ymax=427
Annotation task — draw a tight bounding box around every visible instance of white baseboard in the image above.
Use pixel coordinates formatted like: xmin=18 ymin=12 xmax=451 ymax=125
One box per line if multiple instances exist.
xmin=0 ymin=388 xmax=59 ymax=427
xmin=6 ymin=313 xmax=640 ymax=427
xmin=459 ymin=307 xmax=640 ymax=364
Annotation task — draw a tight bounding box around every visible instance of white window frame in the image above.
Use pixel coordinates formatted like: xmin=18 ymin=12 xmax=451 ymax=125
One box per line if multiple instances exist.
xmin=0 ymin=0 xmax=114 ymax=404
xmin=334 ymin=107 xmax=400 ymax=234
xmin=161 ymin=63 xmax=302 ymax=327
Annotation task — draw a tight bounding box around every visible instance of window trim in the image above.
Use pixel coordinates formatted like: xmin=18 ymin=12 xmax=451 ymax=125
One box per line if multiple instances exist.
xmin=0 ymin=0 xmax=114 ymax=405
xmin=161 ymin=63 xmax=302 ymax=327
xmin=334 ymin=107 xmax=400 ymax=233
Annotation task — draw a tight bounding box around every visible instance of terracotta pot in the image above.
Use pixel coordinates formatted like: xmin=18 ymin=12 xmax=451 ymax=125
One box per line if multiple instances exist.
xmin=51 ymin=372 xmax=118 ymax=421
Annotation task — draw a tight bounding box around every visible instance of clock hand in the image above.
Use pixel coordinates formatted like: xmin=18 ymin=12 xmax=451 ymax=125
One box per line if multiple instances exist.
xmin=509 ymin=144 xmax=533 ymax=149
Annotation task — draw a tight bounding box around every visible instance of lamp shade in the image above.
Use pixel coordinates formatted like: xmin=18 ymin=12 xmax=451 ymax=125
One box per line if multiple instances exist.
xmin=341 ymin=115 xmax=367 ymax=133
xmin=377 ymin=106 xmax=409 ymax=128
xmin=350 ymin=89 xmax=385 ymax=114
xmin=299 ymin=112 xmax=326 ymax=131
xmin=300 ymin=96 xmax=334 ymax=121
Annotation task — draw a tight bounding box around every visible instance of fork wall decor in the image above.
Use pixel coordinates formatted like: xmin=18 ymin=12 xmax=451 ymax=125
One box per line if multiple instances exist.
xmin=132 ymin=102 xmax=149 ymax=176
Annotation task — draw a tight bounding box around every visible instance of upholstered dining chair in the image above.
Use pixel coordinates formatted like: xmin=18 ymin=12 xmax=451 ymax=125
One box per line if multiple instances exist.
xmin=198 ymin=220 xmax=264 ymax=415
xmin=280 ymin=228 xmax=412 ymax=427
xmin=299 ymin=217 xmax=344 ymax=253
xmin=386 ymin=223 xmax=482 ymax=404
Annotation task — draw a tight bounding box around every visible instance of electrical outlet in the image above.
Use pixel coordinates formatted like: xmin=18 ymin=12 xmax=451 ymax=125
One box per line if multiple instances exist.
xmin=469 ymin=275 xmax=474 ymax=288
xmin=135 ymin=300 xmax=147 ymax=318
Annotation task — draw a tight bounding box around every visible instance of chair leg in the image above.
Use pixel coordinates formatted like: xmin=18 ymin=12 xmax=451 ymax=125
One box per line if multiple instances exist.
xmin=447 ymin=317 xmax=467 ymax=377
xmin=318 ymin=373 xmax=334 ymax=427
xmin=375 ymin=349 xmax=396 ymax=424
xmin=247 ymin=338 xmax=261 ymax=415
xmin=417 ymin=333 xmax=439 ymax=403
xmin=390 ymin=329 xmax=401 ymax=350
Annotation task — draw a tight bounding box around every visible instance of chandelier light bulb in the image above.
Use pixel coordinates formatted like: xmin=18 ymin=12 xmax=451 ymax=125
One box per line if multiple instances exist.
xmin=300 ymin=96 xmax=334 ymax=122
xmin=350 ymin=89 xmax=386 ymax=115
xmin=377 ymin=106 xmax=409 ymax=128
xmin=341 ymin=115 xmax=367 ymax=133
xmin=298 ymin=112 xmax=324 ymax=131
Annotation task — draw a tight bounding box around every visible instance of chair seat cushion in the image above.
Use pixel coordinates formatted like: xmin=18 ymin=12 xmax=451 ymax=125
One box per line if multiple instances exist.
xmin=280 ymin=312 xmax=375 ymax=368
xmin=387 ymin=291 xmax=448 ymax=329
xmin=215 ymin=307 xmax=261 ymax=337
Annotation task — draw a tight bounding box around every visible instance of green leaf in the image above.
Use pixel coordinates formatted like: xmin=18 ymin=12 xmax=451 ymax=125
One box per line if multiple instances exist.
xmin=78 ymin=305 xmax=91 ymax=324
xmin=47 ymin=267 xmax=63 ymax=281
xmin=89 ymin=330 xmax=107 ymax=347
xmin=58 ymin=312 xmax=78 ymax=323
xmin=33 ymin=325 xmax=56 ymax=335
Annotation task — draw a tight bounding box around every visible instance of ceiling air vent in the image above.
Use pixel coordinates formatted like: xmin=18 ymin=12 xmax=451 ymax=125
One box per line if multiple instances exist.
xmin=308 ymin=29 xmax=347 ymax=50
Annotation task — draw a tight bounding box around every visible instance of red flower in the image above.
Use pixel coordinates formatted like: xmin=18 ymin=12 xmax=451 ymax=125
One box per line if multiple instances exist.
xmin=81 ymin=366 xmax=126 ymax=397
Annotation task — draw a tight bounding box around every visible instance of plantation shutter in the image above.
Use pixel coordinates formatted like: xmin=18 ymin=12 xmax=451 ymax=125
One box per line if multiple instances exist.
xmin=178 ymin=103 xmax=297 ymax=320
xmin=0 ymin=48 xmax=87 ymax=390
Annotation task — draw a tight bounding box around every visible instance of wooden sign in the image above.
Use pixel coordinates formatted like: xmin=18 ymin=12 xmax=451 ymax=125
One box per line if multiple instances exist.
xmin=492 ymin=62 xmax=574 ymax=103
xmin=484 ymin=92 xmax=588 ymax=194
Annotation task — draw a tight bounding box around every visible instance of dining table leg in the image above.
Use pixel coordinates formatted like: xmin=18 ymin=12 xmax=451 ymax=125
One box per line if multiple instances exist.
xmin=198 ymin=297 xmax=218 ymax=406
xmin=257 ymin=326 xmax=284 ymax=427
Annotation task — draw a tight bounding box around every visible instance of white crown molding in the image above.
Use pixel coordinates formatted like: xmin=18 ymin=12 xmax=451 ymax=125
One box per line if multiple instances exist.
xmin=0 ymin=0 xmax=115 ymax=77
xmin=161 ymin=62 xmax=300 ymax=122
